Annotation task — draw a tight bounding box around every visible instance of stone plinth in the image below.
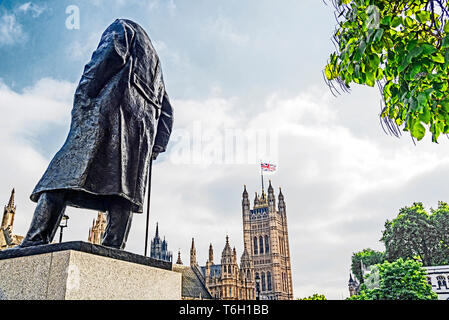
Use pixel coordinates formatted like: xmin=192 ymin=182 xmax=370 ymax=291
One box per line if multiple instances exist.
xmin=0 ymin=241 xmax=182 ymax=300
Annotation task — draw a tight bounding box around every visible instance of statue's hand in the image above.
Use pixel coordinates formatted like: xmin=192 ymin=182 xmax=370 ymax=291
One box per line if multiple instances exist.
xmin=151 ymin=145 xmax=164 ymax=161
xmin=151 ymin=152 xmax=159 ymax=160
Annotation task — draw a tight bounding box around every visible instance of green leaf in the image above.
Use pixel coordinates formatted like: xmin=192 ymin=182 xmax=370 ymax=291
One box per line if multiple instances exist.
xmin=411 ymin=121 xmax=426 ymax=141
xmin=366 ymin=71 xmax=375 ymax=87
xmin=442 ymin=36 xmax=449 ymax=49
xmin=391 ymin=16 xmax=402 ymax=28
xmin=416 ymin=11 xmax=431 ymax=23
xmin=373 ymin=28 xmax=384 ymax=43
xmin=431 ymin=53 xmax=445 ymax=64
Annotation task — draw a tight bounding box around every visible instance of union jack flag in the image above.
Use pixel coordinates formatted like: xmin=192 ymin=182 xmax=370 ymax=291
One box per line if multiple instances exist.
xmin=261 ymin=163 xmax=277 ymax=172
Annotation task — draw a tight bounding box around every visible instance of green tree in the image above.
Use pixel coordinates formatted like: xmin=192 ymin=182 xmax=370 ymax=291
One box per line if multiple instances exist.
xmin=351 ymin=248 xmax=385 ymax=283
xmin=298 ymin=294 xmax=327 ymax=300
xmin=381 ymin=202 xmax=448 ymax=266
xmin=325 ymin=0 xmax=449 ymax=142
xmin=348 ymin=258 xmax=438 ymax=300
xmin=430 ymin=201 xmax=449 ymax=264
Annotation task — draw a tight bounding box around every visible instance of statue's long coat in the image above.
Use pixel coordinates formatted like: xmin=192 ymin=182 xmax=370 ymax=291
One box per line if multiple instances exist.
xmin=30 ymin=19 xmax=173 ymax=213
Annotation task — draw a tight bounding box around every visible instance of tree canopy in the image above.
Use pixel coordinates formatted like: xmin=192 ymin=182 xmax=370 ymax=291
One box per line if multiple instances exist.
xmin=351 ymin=248 xmax=385 ymax=283
xmin=348 ymin=258 xmax=438 ymax=300
xmin=325 ymin=0 xmax=449 ymax=142
xmin=381 ymin=201 xmax=449 ymax=266
xmin=298 ymin=293 xmax=327 ymax=300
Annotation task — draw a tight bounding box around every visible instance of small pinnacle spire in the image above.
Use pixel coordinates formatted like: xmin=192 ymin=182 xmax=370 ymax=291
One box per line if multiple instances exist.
xmin=226 ymin=235 xmax=229 ymax=245
xmin=155 ymin=222 xmax=159 ymax=237
xmin=191 ymin=237 xmax=195 ymax=249
xmin=176 ymin=250 xmax=183 ymax=265
xmin=7 ymin=188 xmax=15 ymax=208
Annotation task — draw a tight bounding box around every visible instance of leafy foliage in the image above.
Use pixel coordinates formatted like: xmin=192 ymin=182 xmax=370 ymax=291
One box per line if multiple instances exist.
xmin=325 ymin=0 xmax=449 ymax=142
xmin=351 ymin=248 xmax=385 ymax=283
xmin=298 ymin=293 xmax=327 ymax=300
xmin=381 ymin=201 xmax=449 ymax=266
xmin=347 ymin=258 xmax=438 ymax=300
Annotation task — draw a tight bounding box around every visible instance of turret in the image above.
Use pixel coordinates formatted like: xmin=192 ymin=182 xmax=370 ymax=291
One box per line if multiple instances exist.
xmin=176 ymin=250 xmax=183 ymax=265
xmin=278 ymin=187 xmax=286 ymax=214
xmin=209 ymin=243 xmax=214 ymax=264
xmin=242 ymin=185 xmax=250 ymax=209
xmin=267 ymin=180 xmax=275 ymax=209
xmin=2 ymin=188 xmax=16 ymax=231
xmin=190 ymin=238 xmax=197 ymax=266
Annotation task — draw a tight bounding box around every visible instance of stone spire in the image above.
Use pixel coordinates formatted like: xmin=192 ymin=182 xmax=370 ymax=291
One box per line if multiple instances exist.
xmin=176 ymin=250 xmax=183 ymax=265
xmin=2 ymin=188 xmax=16 ymax=231
xmin=7 ymin=188 xmax=15 ymax=209
xmin=190 ymin=237 xmax=197 ymax=266
xmin=209 ymin=243 xmax=214 ymax=264
xmin=267 ymin=180 xmax=275 ymax=208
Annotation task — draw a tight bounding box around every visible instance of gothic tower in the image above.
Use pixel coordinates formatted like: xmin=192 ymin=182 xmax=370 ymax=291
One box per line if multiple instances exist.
xmin=190 ymin=238 xmax=197 ymax=266
xmin=150 ymin=223 xmax=172 ymax=262
xmin=88 ymin=212 xmax=107 ymax=245
xmin=242 ymin=181 xmax=294 ymax=300
xmin=2 ymin=189 xmax=16 ymax=231
xmin=209 ymin=243 xmax=214 ymax=264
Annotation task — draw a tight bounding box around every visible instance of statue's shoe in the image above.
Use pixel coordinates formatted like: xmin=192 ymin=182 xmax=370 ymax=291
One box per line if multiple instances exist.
xmin=4 ymin=240 xmax=49 ymax=251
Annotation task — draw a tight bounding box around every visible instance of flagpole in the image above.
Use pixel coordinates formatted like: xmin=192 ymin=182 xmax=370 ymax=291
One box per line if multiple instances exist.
xmin=260 ymin=160 xmax=264 ymax=191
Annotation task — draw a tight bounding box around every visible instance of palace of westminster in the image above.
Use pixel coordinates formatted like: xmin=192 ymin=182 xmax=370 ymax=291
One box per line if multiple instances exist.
xmin=0 ymin=181 xmax=294 ymax=300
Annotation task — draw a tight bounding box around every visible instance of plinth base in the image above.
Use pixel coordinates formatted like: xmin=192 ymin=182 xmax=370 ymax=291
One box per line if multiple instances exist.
xmin=0 ymin=241 xmax=182 ymax=300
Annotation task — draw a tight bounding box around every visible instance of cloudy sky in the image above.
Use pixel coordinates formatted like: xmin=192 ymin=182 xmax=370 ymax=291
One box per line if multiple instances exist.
xmin=1 ymin=0 xmax=449 ymax=300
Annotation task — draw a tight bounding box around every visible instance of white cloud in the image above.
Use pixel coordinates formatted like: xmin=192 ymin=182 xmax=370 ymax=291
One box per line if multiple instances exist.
xmin=0 ymin=13 xmax=25 ymax=46
xmin=17 ymin=2 xmax=46 ymax=18
xmin=209 ymin=16 xmax=249 ymax=46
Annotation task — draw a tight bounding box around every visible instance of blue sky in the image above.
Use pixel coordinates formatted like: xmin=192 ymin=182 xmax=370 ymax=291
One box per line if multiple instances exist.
xmin=2 ymin=0 xmax=449 ymax=300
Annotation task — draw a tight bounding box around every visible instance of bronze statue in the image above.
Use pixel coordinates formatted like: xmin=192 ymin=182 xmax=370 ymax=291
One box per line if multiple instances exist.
xmin=19 ymin=19 xmax=173 ymax=250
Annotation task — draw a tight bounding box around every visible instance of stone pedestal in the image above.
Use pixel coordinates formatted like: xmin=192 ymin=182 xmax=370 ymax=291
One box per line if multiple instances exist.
xmin=0 ymin=241 xmax=182 ymax=300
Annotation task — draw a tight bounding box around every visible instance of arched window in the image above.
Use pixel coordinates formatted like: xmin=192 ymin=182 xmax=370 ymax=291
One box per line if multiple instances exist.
xmin=228 ymin=265 xmax=231 ymax=274
xmin=261 ymin=272 xmax=266 ymax=291
xmin=437 ymin=276 xmax=447 ymax=289
xmin=279 ymin=237 xmax=283 ymax=255
xmin=259 ymin=236 xmax=264 ymax=254
xmin=265 ymin=235 xmax=269 ymax=253
xmin=254 ymin=237 xmax=258 ymax=255
xmin=255 ymin=272 xmax=260 ymax=293
xmin=267 ymin=272 xmax=272 ymax=291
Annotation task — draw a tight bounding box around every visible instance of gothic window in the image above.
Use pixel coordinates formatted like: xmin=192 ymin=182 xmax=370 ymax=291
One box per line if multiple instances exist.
xmin=261 ymin=272 xmax=266 ymax=291
xmin=437 ymin=276 xmax=447 ymax=290
xmin=255 ymin=272 xmax=260 ymax=293
xmin=265 ymin=235 xmax=269 ymax=253
xmin=278 ymin=237 xmax=283 ymax=255
xmin=267 ymin=272 xmax=272 ymax=291
xmin=254 ymin=237 xmax=258 ymax=255
xmin=259 ymin=236 xmax=264 ymax=254
xmin=228 ymin=265 xmax=232 ymax=274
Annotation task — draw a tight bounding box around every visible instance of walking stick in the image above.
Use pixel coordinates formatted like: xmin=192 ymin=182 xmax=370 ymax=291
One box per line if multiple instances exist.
xmin=144 ymin=157 xmax=153 ymax=257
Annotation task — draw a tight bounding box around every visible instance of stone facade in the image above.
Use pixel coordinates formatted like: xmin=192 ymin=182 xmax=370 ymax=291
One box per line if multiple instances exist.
xmin=242 ymin=181 xmax=294 ymax=300
xmin=87 ymin=212 xmax=107 ymax=245
xmin=193 ymin=236 xmax=256 ymax=300
xmin=0 ymin=189 xmax=23 ymax=250
xmin=424 ymin=265 xmax=449 ymax=300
